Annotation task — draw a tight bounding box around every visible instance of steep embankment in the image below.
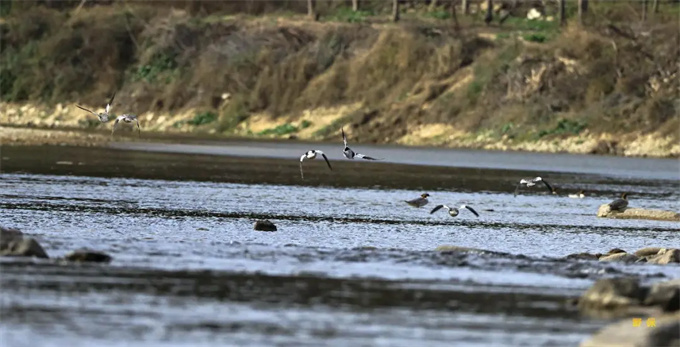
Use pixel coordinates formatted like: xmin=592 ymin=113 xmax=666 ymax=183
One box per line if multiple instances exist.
xmin=1 ymin=3 xmax=678 ymax=157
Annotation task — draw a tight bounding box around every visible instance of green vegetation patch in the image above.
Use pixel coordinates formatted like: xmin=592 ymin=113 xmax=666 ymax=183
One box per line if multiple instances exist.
xmin=327 ymin=7 xmax=374 ymax=23
xmin=536 ymin=118 xmax=587 ymax=138
xmin=188 ymin=111 xmax=218 ymax=126
xmin=258 ymin=120 xmax=312 ymax=136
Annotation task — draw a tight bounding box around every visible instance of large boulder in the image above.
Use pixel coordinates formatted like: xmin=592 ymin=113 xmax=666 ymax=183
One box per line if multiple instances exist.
xmin=578 ymin=277 xmax=647 ymax=310
xmin=580 ymin=311 xmax=680 ymax=347
xmin=0 ymin=226 xmax=48 ymax=259
xmin=597 ymin=204 xmax=680 ymax=222
xmin=647 ymin=248 xmax=680 ymax=265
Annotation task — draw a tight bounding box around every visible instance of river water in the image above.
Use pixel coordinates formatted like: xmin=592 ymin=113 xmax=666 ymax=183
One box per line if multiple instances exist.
xmin=1 ymin=140 xmax=678 ymax=347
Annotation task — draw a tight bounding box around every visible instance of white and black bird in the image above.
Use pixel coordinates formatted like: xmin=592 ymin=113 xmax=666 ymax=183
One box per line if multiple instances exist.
xmin=514 ymin=176 xmax=556 ymax=197
xmin=111 ymin=114 xmax=141 ymax=137
xmin=430 ymin=204 xmax=480 ymax=218
xmin=75 ymin=92 xmax=116 ymax=123
xmin=568 ymin=190 xmax=586 ymax=199
xmin=405 ymin=193 xmax=430 ymax=208
xmin=299 ymin=150 xmax=332 ymax=179
xmin=341 ymin=128 xmax=380 ymax=161
xmin=608 ymin=193 xmax=629 ymax=211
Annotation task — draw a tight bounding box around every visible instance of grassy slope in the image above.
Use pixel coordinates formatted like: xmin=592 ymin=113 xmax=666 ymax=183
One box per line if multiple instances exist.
xmin=1 ymin=1 xmax=678 ymax=157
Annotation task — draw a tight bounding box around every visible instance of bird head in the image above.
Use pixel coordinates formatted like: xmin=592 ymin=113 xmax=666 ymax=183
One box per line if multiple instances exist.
xmin=621 ymin=193 xmax=628 ymax=200
xmin=421 ymin=193 xmax=430 ymax=198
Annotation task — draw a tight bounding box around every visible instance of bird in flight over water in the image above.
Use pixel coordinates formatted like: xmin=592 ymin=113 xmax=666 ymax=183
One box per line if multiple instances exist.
xmin=430 ymin=204 xmax=480 ymax=218
xmin=111 ymin=114 xmax=141 ymax=137
xmin=341 ymin=128 xmax=381 ymax=161
xmin=299 ymin=150 xmax=332 ymax=179
xmin=514 ymin=177 xmax=556 ymax=197
xmin=75 ymin=92 xmax=116 ymax=123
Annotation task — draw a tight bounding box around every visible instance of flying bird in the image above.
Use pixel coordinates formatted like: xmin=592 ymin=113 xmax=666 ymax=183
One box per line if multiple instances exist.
xmin=405 ymin=193 xmax=430 ymax=208
xmin=111 ymin=114 xmax=141 ymax=137
xmin=568 ymin=190 xmax=586 ymax=199
xmin=75 ymin=92 xmax=116 ymax=123
xmin=341 ymin=128 xmax=381 ymax=160
xmin=299 ymin=150 xmax=332 ymax=179
xmin=608 ymin=193 xmax=629 ymax=211
xmin=430 ymin=204 xmax=480 ymax=218
xmin=514 ymin=177 xmax=556 ymax=197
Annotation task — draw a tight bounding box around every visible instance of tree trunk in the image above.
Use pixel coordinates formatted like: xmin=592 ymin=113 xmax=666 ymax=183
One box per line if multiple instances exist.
xmin=451 ymin=0 xmax=460 ymax=30
xmin=578 ymin=0 xmax=588 ymax=24
xmin=307 ymin=0 xmax=316 ymax=20
xmin=484 ymin=0 xmax=493 ymax=26
xmin=430 ymin=0 xmax=439 ymax=11
xmin=558 ymin=0 xmax=566 ymax=26
xmin=392 ymin=0 xmax=400 ymax=22
xmin=352 ymin=0 xmax=359 ymax=12
xmin=641 ymin=0 xmax=648 ymax=21
xmin=461 ymin=0 xmax=468 ymax=15
xmin=652 ymin=0 xmax=659 ymax=14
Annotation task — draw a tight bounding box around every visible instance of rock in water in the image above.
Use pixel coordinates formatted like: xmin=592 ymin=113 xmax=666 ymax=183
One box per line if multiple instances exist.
xmin=599 ymin=252 xmax=641 ymax=263
xmin=580 ymin=311 xmax=680 ymax=347
xmin=578 ymin=277 xmax=646 ymax=310
xmin=0 ymin=226 xmax=49 ymax=259
xmin=254 ymin=220 xmax=277 ymax=232
xmin=64 ymin=249 xmax=112 ymax=263
xmin=597 ymin=204 xmax=680 ymax=222
xmin=647 ymin=248 xmax=680 ymax=265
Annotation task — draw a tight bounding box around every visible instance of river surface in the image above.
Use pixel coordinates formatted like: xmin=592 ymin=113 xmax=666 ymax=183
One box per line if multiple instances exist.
xmin=1 ymin=138 xmax=679 ymax=347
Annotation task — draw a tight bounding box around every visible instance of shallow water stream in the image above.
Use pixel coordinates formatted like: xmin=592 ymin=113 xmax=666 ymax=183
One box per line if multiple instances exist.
xmin=1 ymin=141 xmax=678 ymax=346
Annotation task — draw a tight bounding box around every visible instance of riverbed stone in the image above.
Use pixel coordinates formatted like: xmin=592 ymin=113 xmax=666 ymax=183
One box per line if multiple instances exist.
xmin=578 ymin=277 xmax=646 ymax=310
xmin=434 ymin=245 xmax=504 ymax=255
xmin=644 ymin=280 xmax=680 ymax=312
xmin=647 ymin=248 xmax=680 ymax=265
xmin=634 ymin=247 xmax=663 ymax=257
xmin=565 ymin=252 xmax=601 ymax=261
xmin=253 ymin=220 xmax=277 ymax=232
xmin=0 ymin=226 xmax=23 ymax=248
xmin=597 ymin=204 xmax=680 ymax=222
xmin=63 ymin=250 xmax=112 ymax=263
xmin=580 ymin=311 xmax=680 ymax=347
xmin=599 ymin=252 xmax=640 ymax=263
xmin=1 ymin=238 xmax=49 ymax=259
xmin=0 ymin=226 xmax=48 ymax=259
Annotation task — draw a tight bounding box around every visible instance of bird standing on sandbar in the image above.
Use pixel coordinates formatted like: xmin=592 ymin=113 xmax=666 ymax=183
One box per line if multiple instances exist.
xmin=608 ymin=193 xmax=629 ymax=211
xmin=405 ymin=193 xmax=430 ymax=208
xmin=341 ymin=128 xmax=381 ymax=161
xmin=430 ymin=204 xmax=480 ymax=218
xmin=568 ymin=190 xmax=586 ymax=199
xmin=299 ymin=150 xmax=332 ymax=179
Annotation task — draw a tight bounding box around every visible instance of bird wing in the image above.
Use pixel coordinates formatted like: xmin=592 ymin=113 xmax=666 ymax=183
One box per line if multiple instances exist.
xmin=430 ymin=205 xmax=444 ymax=214
xmin=355 ymin=153 xmax=379 ymax=160
xmin=539 ymin=179 xmax=555 ymax=193
xmin=106 ymin=92 xmax=116 ymax=114
xmin=513 ymin=181 xmax=523 ymax=197
xmin=75 ymin=105 xmax=97 ymax=116
xmin=135 ymin=119 xmax=141 ymax=137
xmin=341 ymin=128 xmax=348 ymax=148
xmin=299 ymin=154 xmax=307 ymax=179
xmin=461 ymin=205 xmax=480 ymax=217
xmin=319 ymin=152 xmax=332 ymax=170
xmin=111 ymin=118 xmax=121 ymax=136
